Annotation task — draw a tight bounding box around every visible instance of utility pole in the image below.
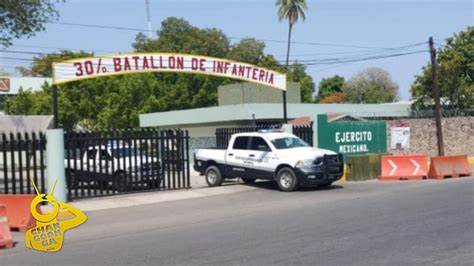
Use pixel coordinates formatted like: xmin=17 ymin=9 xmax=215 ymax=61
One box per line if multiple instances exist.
xmin=145 ymin=0 xmax=153 ymax=38
xmin=429 ymin=37 xmax=444 ymax=156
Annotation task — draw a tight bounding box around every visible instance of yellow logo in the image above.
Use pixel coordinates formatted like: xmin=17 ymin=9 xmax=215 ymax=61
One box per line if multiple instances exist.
xmin=25 ymin=179 xmax=87 ymax=252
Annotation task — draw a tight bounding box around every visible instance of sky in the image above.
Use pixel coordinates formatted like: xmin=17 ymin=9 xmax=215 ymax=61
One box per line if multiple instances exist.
xmin=1 ymin=0 xmax=473 ymax=100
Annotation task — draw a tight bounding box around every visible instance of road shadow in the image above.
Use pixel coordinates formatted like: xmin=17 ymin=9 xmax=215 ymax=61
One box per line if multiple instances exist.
xmin=245 ymin=180 xmax=344 ymax=192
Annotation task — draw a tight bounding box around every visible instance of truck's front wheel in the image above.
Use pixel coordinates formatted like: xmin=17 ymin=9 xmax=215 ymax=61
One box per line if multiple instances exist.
xmin=205 ymin=165 xmax=223 ymax=187
xmin=276 ymin=167 xmax=298 ymax=192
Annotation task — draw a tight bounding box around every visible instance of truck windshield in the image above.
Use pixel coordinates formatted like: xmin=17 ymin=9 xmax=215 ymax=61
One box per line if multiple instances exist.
xmin=271 ymin=137 xmax=309 ymax=149
xmin=111 ymin=148 xmax=141 ymax=158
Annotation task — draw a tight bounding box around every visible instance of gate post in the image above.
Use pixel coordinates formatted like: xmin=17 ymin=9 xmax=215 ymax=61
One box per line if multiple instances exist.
xmin=46 ymin=129 xmax=67 ymax=202
xmin=282 ymin=124 xmax=293 ymax=134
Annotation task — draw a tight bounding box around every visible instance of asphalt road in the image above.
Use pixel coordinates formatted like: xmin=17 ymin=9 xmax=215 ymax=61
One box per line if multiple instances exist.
xmin=2 ymin=178 xmax=474 ymax=266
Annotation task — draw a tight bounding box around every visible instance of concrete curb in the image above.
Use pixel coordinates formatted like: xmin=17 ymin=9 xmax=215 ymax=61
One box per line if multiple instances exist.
xmin=41 ymin=184 xmax=256 ymax=213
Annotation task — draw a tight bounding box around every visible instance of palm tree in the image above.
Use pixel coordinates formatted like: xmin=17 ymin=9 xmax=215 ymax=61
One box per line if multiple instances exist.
xmin=276 ymin=0 xmax=308 ymax=122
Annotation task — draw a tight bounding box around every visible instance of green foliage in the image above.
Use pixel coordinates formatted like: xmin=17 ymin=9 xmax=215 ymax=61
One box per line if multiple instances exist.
xmin=411 ymin=26 xmax=474 ymax=110
xmin=287 ymin=63 xmax=315 ymax=102
xmin=315 ymin=75 xmax=345 ymax=103
xmin=133 ymin=17 xmax=229 ymax=57
xmin=319 ymin=92 xmax=346 ymax=104
xmin=0 ymin=0 xmax=63 ymax=47
xmin=8 ymin=17 xmax=316 ymax=129
xmin=6 ymin=84 xmax=52 ymax=115
xmin=342 ymin=67 xmax=399 ymax=103
xmin=276 ymin=0 xmax=308 ymax=26
xmin=227 ymin=38 xmax=265 ymax=65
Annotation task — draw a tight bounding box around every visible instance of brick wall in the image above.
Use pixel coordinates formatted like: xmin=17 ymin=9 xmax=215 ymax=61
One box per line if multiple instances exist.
xmin=387 ymin=117 xmax=474 ymax=156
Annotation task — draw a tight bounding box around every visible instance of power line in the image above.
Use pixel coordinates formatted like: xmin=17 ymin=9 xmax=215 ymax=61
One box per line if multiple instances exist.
xmin=274 ymin=42 xmax=427 ymax=60
xmin=47 ymin=21 xmax=427 ymax=50
xmin=10 ymin=44 xmax=118 ymax=54
xmin=2 ymin=41 xmax=428 ymax=65
xmin=11 ymin=41 xmax=425 ymax=60
xmin=303 ymin=50 xmax=428 ymax=65
xmin=0 ymin=49 xmax=427 ymax=66
xmin=0 ymin=57 xmax=34 ymax=62
xmin=47 ymin=21 xmax=146 ymax=32
xmin=0 ymin=50 xmax=428 ymax=70
xmin=280 ymin=48 xmax=427 ymax=64
xmin=1 ymin=50 xmax=45 ymax=56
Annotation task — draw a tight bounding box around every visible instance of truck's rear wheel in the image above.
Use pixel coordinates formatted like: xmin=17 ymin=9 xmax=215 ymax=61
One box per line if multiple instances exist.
xmin=205 ymin=165 xmax=223 ymax=187
xmin=276 ymin=167 xmax=298 ymax=192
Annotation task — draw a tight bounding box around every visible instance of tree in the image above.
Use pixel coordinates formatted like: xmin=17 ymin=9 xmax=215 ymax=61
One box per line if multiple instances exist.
xmin=319 ymin=92 xmax=346 ymax=104
xmin=411 ymin=26 xmax=474 ymax=110
xmin=6 ymin=85 xmax=52 ymax=115
xmin=227 ymin=38 xmax=265 ymax=65
xmin=7 ymin=17 xmax=317 ymax=129
xmin=343 ymin=67 xmax=399 ymax=103
xmin=133 ymin=17 xmax=229 ymax=57
xmin=287 ymin=63 xmax=315 ymax=103
xmin=276 ymin=0 xmax=308 ymax=121
xmin=315 ymin=75 xmax=345 ymax=102
xmin=0 ymin=0 xmax=63 ymax=47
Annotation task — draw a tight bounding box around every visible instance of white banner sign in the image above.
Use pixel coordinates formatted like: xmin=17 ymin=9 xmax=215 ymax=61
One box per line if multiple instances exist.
xmin=52 ymin=53 xmax=287 ymax=91
xmin=390 ymin=127 xmax=410 ymax=150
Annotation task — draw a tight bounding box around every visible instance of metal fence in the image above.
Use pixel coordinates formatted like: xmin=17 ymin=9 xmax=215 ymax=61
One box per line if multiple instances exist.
xmin=215 ymin=123 xmax=314 ymax=148
xmin=293 ymin=123 xmax=314 ymax=146
xmin=215 ymin=125 xmax=276 ymax=148
xmin=0 ymin=132 xmax=47 ymax=195
xmin=64 ymin=129 xmax=191 ymax=200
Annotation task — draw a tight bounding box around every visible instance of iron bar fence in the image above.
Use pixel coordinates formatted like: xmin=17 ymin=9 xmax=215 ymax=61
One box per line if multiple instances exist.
xmin=0 ymin=132 xmax=47 ymax=195
xmin=64 ymin=128 xmax=190 ymax=200
xmin=293 ymin=122 xmax=314 ymax=146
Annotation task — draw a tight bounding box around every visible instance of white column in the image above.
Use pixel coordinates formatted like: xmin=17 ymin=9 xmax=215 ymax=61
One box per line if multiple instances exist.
xmin=282 ymin=124 xmax=293 ymax=134
xmin=46 ymin=129 xmax=67 ymax=202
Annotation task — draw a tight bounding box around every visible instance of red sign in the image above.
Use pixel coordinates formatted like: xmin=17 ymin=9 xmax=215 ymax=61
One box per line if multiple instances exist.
xmin=0 ymin=78 xmax=10 ymax=92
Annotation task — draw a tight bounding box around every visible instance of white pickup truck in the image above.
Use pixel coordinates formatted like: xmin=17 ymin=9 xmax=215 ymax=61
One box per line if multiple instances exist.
xmin=193 ymin=131 xmax=344 ymax=191
xmin=65 ymin=144 xmax=161 ymax=192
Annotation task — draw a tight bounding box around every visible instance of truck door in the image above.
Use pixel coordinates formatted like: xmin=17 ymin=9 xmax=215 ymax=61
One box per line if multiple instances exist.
xmin=247 ymin=137 xmax=273 ymax=179
xmin=225 ymin=136 xmax=251 ymax=178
